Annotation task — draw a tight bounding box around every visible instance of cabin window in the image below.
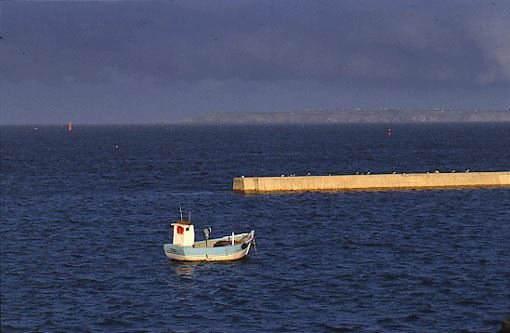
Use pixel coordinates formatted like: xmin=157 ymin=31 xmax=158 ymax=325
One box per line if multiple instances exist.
xmin=186 ymin=227 xmax=190 ymax=231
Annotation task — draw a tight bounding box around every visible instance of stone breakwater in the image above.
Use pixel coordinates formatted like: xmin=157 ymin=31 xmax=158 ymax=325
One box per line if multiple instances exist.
xmin=233 ymin=172 xmax=510 ymax=194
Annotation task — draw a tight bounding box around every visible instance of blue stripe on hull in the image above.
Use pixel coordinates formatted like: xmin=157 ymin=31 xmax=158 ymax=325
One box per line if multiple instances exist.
xmin=164 ymin=243 xmax=245 ymax=257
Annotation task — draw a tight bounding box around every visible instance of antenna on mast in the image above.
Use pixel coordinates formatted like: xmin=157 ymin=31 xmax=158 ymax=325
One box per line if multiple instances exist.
xmin=188 ymin=211 xmax=191 ymax=223
xmin=179 ymin=205 xmax=183 ymax=221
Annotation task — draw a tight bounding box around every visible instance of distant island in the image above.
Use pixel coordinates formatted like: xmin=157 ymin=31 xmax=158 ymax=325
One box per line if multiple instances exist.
xmin=183 ymin=109 xmax=510 ymax=125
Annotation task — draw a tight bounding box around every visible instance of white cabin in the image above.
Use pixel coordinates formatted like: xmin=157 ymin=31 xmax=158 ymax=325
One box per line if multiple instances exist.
xmin=171 ymin=221 xmax=195 ymax=247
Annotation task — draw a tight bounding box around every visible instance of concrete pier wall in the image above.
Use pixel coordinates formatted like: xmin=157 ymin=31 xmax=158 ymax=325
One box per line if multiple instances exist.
xmin=233 ymin=171 xmax=510 ymax=193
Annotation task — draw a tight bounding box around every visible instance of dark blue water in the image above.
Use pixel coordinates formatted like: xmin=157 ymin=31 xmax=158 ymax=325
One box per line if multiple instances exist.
xmin=1 ymin=124 xmax=509 ymax=332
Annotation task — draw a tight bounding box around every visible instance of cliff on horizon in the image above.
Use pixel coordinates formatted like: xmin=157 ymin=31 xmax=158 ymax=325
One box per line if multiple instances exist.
xmin=183 ymin=109 xmax=510 ymax=125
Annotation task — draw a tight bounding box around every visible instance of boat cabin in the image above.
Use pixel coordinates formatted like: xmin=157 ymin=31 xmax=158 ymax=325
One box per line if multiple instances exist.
xmin=171 ymin=220 xmax=195 ymax=247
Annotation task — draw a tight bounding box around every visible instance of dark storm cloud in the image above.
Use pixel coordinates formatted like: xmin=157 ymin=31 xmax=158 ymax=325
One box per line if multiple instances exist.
xmin=1 ymin=0 xmax=509 ymax=86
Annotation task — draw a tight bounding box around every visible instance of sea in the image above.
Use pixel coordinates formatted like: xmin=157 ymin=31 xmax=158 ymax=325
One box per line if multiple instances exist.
xmin=1 ymin=123 xmax=509 ymax=332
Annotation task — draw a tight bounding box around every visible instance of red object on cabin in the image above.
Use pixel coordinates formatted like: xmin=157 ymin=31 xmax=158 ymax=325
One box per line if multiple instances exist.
xmin=177 ymin=226 xmax=184 ymax=234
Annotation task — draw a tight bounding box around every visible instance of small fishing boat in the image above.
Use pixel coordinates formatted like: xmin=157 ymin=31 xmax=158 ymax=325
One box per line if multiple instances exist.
xmin=164 ymin=210 xmax=255 ymax=262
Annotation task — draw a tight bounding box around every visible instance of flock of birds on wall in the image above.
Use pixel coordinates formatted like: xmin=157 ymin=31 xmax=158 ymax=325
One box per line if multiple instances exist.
xmin=239 ymin=169 xmax=472 ymax=178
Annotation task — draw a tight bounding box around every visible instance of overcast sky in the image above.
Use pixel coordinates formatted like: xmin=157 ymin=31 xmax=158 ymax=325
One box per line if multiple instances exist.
xmin=1 ymin=0 xmax=509 ymax=124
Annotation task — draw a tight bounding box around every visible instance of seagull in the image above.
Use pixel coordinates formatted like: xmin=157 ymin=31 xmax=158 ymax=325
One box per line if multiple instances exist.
xmin=392 ymin=171 xmax=397 ymax=174
xmin=435 ymin=169 xmax=440 ymax=173
xmin=451 ymin=169 xmax=456 ymax=173
xmin=307 ymin=173 xmax=311 ymax=176
xmin=465 ymin=169 xmax=470 ymax=173
xmin=281 ymin=175 xmax=285 ymax=177
xmin=367 ymin=171 xmax=371 ymax=175
xmin=241 ymin=176 xmax=245 ymax=178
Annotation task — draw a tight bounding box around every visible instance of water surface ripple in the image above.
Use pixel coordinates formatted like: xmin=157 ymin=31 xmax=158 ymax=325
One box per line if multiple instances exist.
xmin=1 ymin=124 xmax=509 ymax=332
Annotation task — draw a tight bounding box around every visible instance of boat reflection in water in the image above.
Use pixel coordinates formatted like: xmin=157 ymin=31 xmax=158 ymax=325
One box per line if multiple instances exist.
xmin=170 ymin=261 xmax=199 ymax=278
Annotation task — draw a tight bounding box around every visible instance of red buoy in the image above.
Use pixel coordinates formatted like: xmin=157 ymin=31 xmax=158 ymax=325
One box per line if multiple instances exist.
xmin=387 ymin=128 xmax=392 ymax=136
xmin=68 ymin=122 xmax=73 ymax=131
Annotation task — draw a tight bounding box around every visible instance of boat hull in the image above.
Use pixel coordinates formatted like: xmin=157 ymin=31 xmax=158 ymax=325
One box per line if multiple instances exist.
xmin=164 ymin=231 xmax=254 ymax=262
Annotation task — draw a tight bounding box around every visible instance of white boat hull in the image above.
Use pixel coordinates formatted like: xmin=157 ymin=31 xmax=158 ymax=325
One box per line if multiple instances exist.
xmin=164 ymin=230 xmax=255 ymax=262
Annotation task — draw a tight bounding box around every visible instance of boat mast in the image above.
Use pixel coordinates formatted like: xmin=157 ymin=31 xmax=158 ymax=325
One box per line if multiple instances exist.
xmin=179 ymin=205 xmax=183 ymax=222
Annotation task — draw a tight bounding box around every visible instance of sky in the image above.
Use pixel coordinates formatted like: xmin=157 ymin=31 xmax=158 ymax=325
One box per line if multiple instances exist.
xmin=1 ymin=0 xmax=509 ymax=124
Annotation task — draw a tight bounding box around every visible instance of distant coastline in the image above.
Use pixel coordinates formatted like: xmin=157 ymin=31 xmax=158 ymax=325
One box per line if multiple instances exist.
xmin=183 ymin=109 xmax=510 ymax=125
